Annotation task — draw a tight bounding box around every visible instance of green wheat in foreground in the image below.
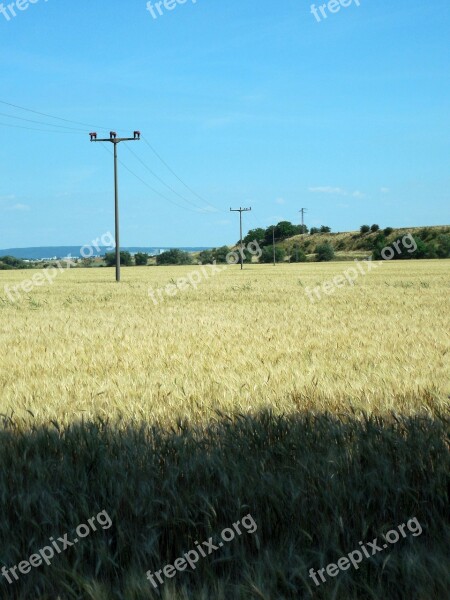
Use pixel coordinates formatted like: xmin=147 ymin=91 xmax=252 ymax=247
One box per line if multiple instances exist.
xmin=0 ymin=261 xmax=449 ymax=599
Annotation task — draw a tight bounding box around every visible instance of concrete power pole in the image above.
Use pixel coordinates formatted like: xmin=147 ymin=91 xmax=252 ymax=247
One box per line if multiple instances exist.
xmin=90 ymin=130 xmax=141 ymax=282
xmin=272 ymin=226 xmax=276 ymax=266
xmin=230 ymin=207 xmax=251 ymax=270
xmin=299 ymin=208 xmax=308 ymax=231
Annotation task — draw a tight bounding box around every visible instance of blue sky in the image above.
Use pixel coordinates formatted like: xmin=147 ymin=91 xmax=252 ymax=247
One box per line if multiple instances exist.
xmin=0 ymin=0 xmax=449 ymax=248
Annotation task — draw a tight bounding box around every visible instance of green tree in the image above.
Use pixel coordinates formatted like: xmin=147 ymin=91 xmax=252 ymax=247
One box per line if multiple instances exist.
xmin=360 ymin=225 xmax=370 ymax=234
xmin=310 ymin=227 xmax=320 ymax=235
xmin=371 ymin=224 xmax=380 ymax=232
xmin=315 ymin=242 xmax=335 ymax=262
xmin=156 ymin=249 xmax=193 ymax=265
xmin=134 ymin=253 xmax=149 ymax=266
xmin=383 ymin=227 xmax=394 ymax=236
xmin=260 ymin=245 xmax=286 ymax=263
xmin=104 ymin=251 xmax=132 ymax=267
xmin=243 ymin=228 xmax=266 ymax=246
xmin=264 ymin=222 xmax=300 ymax=245
xmin=320 ymin=225 xmax=331 ymax=233
xmin=276 ymin=221 xmax=298 ymax=240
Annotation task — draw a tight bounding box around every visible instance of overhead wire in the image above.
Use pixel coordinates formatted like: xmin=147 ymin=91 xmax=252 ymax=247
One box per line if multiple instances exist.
xmin=98 ymin=143 xmax=208 ymax=214
xmin=0 ymin=120 xmax=84 ymax=135
xmin=122 ymin=142 xmax=209 ymax=212
xmin=0 ymin=98 xmax=223 ymax=213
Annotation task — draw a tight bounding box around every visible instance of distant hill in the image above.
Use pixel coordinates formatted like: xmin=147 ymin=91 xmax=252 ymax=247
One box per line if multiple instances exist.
xmin=0 ymin=246 xmax=211 ymax=260
xmin=279 ymin=225 xmax=450 ymax=261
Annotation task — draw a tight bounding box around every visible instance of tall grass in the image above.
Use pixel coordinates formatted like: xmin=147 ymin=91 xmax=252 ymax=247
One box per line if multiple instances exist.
xmin=0 ymin=410 xmax=448 ymax=599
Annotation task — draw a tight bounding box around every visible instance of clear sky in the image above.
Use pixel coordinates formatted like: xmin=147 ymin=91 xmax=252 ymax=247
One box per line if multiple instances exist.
xmin=0 ymin=0 xmax=449 ymax=248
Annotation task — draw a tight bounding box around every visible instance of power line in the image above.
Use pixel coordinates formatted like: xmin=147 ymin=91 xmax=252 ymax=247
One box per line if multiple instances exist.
xmin=0 ymin=98 xmax=222 ymax=213
xmin=99 ymin=144 xmax=208 ymax=214
xmin=0 ymin=120 xmax=83 ymax=135
xmin=0 ymin=111 xmax=87 ymax=132
xmin=0 ymin=99 xmax=109 ymax=131
xmin=122 ymin=143 xmax=208 ymax=212
xmin=141 ymin=136 xmax=223 ymax=213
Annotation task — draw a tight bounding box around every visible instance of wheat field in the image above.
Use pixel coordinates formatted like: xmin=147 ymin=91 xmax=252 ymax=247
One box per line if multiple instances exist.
xmin=0 ymin=261 xmax=449 ymax=599
xmin=1 ymin=260 xmax=449 ymax=425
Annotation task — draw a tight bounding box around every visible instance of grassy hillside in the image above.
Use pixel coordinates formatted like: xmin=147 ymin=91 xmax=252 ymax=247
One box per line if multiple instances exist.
xmin=279 ymin=225 xmax=450 ymax=261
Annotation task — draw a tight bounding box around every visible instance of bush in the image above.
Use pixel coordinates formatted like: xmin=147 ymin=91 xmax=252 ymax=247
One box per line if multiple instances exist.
xmin=436 ymin=234 xmax=450 ymax=258
xmin=290 ymin=247 xmax=307 ymax=262
xmin=260 ymin=246 xmax=286 ymax=263
xmin=315 ymin=242 xmax=335 ymax=262
xmin=198 ymin=250 xmax=214 ymax=264
xmin=310 ymin=227 xmax=320 ymax=235
xmin=360 ymin=225 xmax=370 ymax=235
xmin=371 ymin=224 xmax=380 ymax=232
xmin=320 ymin=226 xmax=331 ymax=233
xmin=373 ymin=236 xmax=429 ymax=260
xmin=212 ymin=246 xmax=231 ymax=264
xmin=104 ymin=251 xmax=133 ymax=267
xmin=0 ymin=255 xmax=29 ymax=269
xmin=134 ymin=253 xmax=149 ymax=266
xmin=383 ymin=227 xmax=394 ymax=236
xmin=156 ymin=249 xmax=193 ymax=266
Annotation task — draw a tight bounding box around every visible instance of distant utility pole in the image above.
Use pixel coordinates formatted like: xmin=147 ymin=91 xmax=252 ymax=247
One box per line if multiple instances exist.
xmin=272 ymin=226 xmax=276 ymax=266
xmin=230 ymin=207 xmax=251 ymax=270
xmin=299 ymin=208 xmax=308 ymax=231
xmin=90 ymin=130 xmax=141 ymax=282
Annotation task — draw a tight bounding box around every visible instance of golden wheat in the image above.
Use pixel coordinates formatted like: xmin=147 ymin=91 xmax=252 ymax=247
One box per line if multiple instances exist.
xmin=1 ymin=260 xmax=448 ymax=426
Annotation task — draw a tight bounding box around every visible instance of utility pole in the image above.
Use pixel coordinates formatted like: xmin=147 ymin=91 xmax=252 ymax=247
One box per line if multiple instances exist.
xmin=299 ymin=208 xmax=308 ymax=232
xmin=90 ymin=130 xmax=141 ymax=282
xmin=272 ymin=226 xmax=276 ymax=266
xmin=230 ymin=207 xmax=251 ymax=270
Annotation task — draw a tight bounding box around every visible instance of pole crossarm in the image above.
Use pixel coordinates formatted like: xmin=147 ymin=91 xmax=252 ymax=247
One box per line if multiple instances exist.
xmin=92 ymin=138 xmax=137 ymax=143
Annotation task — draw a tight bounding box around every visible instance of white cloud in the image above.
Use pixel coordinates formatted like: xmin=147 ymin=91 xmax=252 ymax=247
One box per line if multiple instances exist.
xmin=308 ymin=186 xmax=348 ymax=196
xmin=309 ymin=186 xmax=366 ymax=198
xmin=7 ymin=203 xmax=30 ymax=211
